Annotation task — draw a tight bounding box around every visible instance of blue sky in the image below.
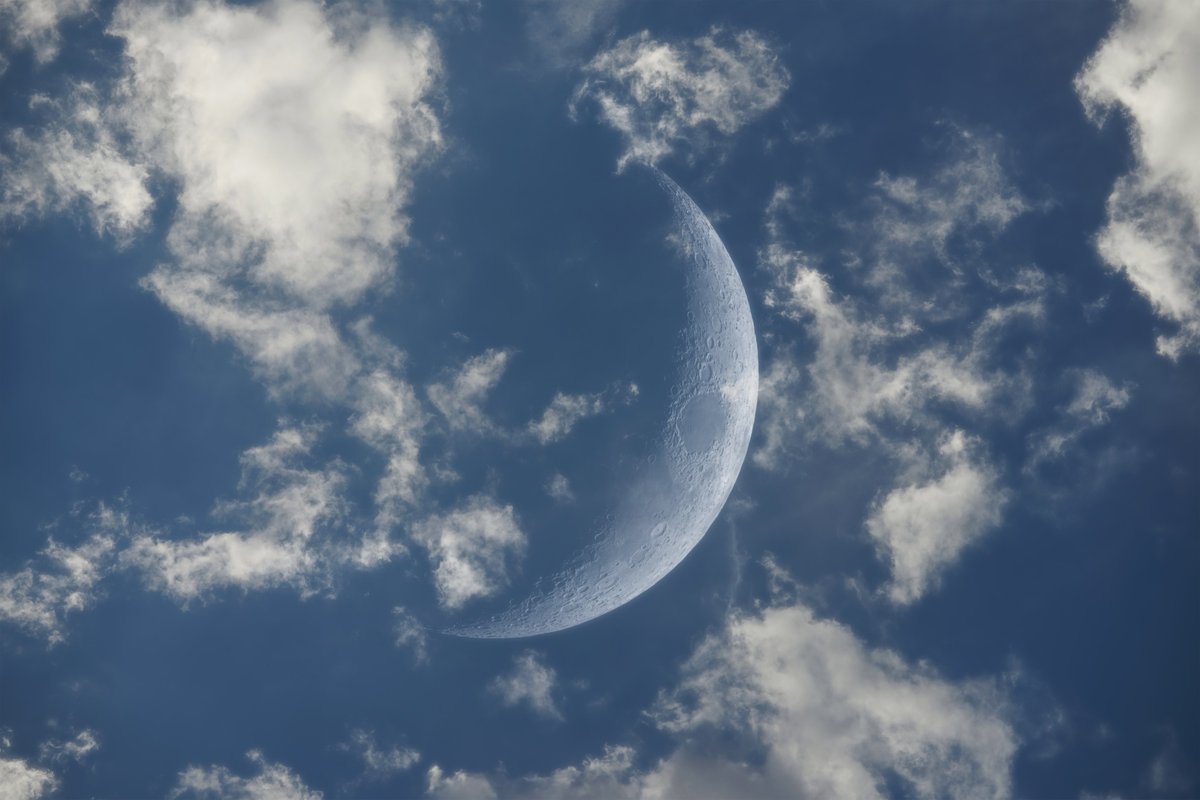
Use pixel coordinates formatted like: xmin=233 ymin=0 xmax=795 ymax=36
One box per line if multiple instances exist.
xmin=1 ymin=0 xmax=1198 ymax=798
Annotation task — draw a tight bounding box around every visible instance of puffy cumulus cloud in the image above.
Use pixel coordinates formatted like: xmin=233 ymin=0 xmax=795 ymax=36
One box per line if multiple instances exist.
xmin=0 ymin=734 xmax=58 ymax=800
xmin=1026 ymin=369 xmax=1133 ymax=471
xmin=1076 ymin=0 xmax=1200 ymax=359
xmin=425 ymin=764 xmax=499 ymax=800
xmin=340 ymin=729 xmax=420 ymax=779
xmin=112 ymin=0 xmax=442 ymax=309
xmin=573 ymin=29 xmax=789 ymax=168
xmin=0 ymin=85 xmax=154 ymax=237
xmin=112 ymin=0 xmax=443 ymax=398
xmin=420 ymin=595 xmax=1019 ymax=800
xmin=2 ymin=0 xmax=445 ymax=401
xmin=392 ymin=606 xmax=431 ymax=665
xmin=427 ymin=349 xmax=513 ymax=435
xmin=644 ymin=601 xmax=1017 ymax=799
xmin=0 ymin=0 xmax=91 ymax=63
xmin=169 ymin=750 xmax=322 ymax=800
xmin=488 ymin=650 xmax=563 ymax=721
xmin=122 ymin=427 xmax=350 ymax=602
xmin=0 ymin=504 xmax=125 ymax=645
xmin=866 ymin=431 xmax=1008 ymax=606
xmin=411 ymin=495 xmax=526 ymax=610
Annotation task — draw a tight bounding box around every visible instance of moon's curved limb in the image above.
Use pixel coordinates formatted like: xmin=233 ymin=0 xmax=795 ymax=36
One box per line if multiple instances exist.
xmin=448 ymin=168 xmax=758 ymax=638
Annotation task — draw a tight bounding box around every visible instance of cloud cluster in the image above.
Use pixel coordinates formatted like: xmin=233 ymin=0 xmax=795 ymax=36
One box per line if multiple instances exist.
xmin=1076 ymin=0 xmax=1200 ymax=359
xmin=488 ymin=650 xmax=563 ymax=721
xmin=755 ymin=132 xmax=1044 ymax=604
xmin=573 ymin=29 xmax=789 ymax=168
xmin=424 ymin=588 xmax=1018 ymax=799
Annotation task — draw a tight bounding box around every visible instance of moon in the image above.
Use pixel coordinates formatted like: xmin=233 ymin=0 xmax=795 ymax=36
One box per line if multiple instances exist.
xmin=449 ymin=168 xmax=758 ymax=638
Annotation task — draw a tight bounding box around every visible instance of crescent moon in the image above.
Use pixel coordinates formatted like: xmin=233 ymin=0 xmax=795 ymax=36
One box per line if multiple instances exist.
xmin=449 ymin=168 xmax=758 ymax=638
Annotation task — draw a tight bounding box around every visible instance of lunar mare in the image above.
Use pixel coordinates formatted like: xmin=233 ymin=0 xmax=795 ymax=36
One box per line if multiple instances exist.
xmin=449 ymin=169 xmax=758 ymax=638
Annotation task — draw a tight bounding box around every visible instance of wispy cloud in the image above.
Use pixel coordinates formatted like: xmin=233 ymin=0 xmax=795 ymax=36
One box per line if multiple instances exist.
xmin=37 ymin=728 xmax=99 ymax=766
xmin=0 ymin=505 xmax=124 ymax=645
xmin=427 ymin=348 xmax=513 ymax=436
xmin=0 ymin=0 xmax=92 ymax=64
xmin=527 ymin=382 xmax=637 ymax=444
xmin=340 ymin=729 xmax=420 ymax=781
xmin=573 ymin=28 xmax=789 ymax=168
xmin=392 ymin=606 xmax=430 ymax=665
xmin=123 ymin=427 xmax=350 ymax=602
xmin=523 ymin=0 xmax=625 ymax=67
xmin=0 ymin=85 xmax=153 ymax=238
xmin=1025 ymin=369 xmax=1133 ymax=471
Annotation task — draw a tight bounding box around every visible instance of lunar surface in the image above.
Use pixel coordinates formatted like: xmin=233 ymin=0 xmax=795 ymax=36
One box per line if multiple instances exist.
xmin=450 ymin=169 xmax=758 ymax=638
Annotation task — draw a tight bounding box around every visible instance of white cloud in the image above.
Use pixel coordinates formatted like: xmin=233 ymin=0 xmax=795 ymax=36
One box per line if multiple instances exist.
xmin=573 ymin=29 xmax=789 ymax=168
xmin=528 ymin=391 xmax=607 ymax=444
xmin=351 ymin=368 xmax=428 ymax=565
xmin=393 ymin=606 xmax=430 ymax=665
xmin=0 ymin=735 xmax=58 ymax=800
xmin=488 ymin=650 xmax=563 ymax=721
xmin=643 ymin=600 xmax=1017 ymax=799
xmin=341 ymin=729 xmax=420 ymax=779
xmin=123 ymin=427 xmax=349 ymax=602
xmin=0 ymin=85 xmax=153 ymax=238
xmin=421 ymin=593 xmax=1019 ymax=800
xmin=425 ymin=764 xmax=499 ymax=800
xmin=527 ymin=382 xmax=635 ymax=444
xmin=169 ymin=750 xmax=322 ymax=800
xmin=866 ymin=431 xmax=1008 ymax=606
xmin=2 ymin=0 xmax=445 ymax=403
xmin=37 ymin=729 xmax=99 ymax=766
xmin=111 ymin=0 xmax=442 ymax=309
xmin=545 ymin=472 xmax=575 ymax=504
xmin=0 ymin=0 xmax=91 ymax=63
xmin=411 ymin=495 xmax=526 ymax=610
xmin=1026 ymin=369 xmax=1133 ymax=469
xmin=754 ymin=135 xmax=1042 ymax=604
xmin=523 ymin=0 xmax=624 ymax=66
xmin=427 ymin=349 xmax=512 ymax=435
xmin=0 ymin=505 xmax=123 ymax=645
xmin=1076 ymin=0 xmax=1200 ymax=359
